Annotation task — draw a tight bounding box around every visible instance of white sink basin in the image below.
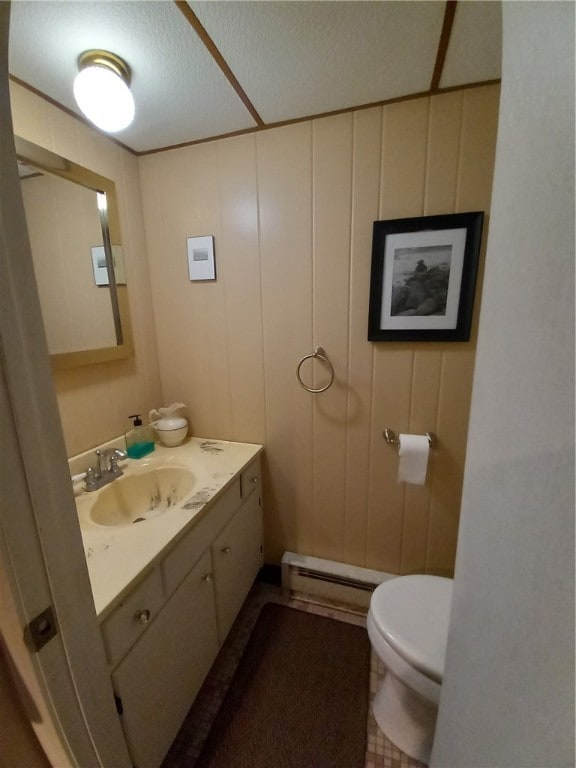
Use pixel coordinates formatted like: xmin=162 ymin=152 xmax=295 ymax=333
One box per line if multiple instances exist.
xmin=90 ymin=467 xmax=195 ymax=527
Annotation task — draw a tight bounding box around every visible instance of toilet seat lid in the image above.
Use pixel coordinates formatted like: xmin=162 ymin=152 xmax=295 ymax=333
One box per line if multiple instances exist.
xmin=370 ymin=575 xmax=453 ymax=683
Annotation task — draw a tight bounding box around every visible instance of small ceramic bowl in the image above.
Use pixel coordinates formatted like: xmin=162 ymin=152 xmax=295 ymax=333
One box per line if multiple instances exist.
xmin=152 ymin=417 xmax=189 ymax=447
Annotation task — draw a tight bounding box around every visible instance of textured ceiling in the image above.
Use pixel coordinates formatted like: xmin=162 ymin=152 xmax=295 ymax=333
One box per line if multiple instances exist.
xmin=8 ymin=1 xmax=502 ymax=155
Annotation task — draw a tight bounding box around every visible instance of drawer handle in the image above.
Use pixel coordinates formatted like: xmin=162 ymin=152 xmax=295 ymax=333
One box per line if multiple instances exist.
xmin=221 ymin=545 xmax=232 ymax=554
xmin=201 ymin=573 xmax=213 ymax=582
xmin=134 ymin=609 xmax=151 ymax=625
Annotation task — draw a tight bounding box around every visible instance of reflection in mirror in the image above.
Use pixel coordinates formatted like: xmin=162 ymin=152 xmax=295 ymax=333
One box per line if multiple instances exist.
xmin=15 ymin=136 xmax=133 ymax=370
xmin=19 ymin=165 xmax=117 ymax=352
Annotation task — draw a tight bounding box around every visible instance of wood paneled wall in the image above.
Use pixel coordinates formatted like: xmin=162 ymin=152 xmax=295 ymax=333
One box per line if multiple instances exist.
xmin=140 ymin=84 xmax=500 ymax=574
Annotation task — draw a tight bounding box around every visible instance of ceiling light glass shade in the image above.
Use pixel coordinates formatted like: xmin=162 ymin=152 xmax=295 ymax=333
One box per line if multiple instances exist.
xmin=73 ymin=53 xmax=135 ymax=133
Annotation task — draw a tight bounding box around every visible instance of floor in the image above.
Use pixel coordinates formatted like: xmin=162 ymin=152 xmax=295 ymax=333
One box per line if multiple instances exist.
xmin=162 ymin=582 xmax=427 ymax=768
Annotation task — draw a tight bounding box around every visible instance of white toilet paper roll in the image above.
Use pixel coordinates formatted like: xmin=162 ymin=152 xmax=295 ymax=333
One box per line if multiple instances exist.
xmin=398 ymin=434 xmax=429 ymax=485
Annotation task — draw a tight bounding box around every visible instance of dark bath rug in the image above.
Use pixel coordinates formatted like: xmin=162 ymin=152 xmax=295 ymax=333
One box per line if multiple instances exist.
xmin=194 ymin=602 xmax=370 ymax=768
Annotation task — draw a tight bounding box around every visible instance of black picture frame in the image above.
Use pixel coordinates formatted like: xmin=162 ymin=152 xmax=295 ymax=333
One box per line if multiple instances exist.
xmin=367 ymin=211 xmax=484 ymax=342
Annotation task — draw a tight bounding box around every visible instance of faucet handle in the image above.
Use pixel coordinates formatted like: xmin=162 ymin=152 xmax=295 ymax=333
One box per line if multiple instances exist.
xmin=108 ymin=448 xmax=127 ymax=474
xmin=85 ymin=466 xmax=99 ymax=491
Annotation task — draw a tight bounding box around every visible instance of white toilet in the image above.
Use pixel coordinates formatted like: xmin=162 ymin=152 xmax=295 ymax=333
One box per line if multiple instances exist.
xmin=367 ymin=574 xmax=453 ymax=765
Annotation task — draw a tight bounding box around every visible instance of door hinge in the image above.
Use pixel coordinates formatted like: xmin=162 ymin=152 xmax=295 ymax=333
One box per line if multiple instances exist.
xmin=23 ymin=606 xmax=58 ymax=653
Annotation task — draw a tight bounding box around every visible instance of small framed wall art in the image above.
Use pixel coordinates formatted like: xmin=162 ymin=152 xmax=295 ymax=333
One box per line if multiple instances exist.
xmin=187 ymin=235 xmax=216 ymax=281
xmin=367 ymin=211 xmax=484 ymax=342
xmin=90 ymin=245 xmax=126 ymax=286
xmin=91 ymin=245 xmax=109 ymax=286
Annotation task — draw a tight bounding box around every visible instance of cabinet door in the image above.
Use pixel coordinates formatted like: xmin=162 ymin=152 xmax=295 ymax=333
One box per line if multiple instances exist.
xmin=212 ymin=490 xmax=263 ymax=642
xmin=112 ymin=550 xmax=218 ymax=768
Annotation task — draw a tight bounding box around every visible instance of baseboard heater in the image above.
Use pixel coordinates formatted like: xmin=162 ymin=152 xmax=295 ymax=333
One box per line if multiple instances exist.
xmin=281 ymin=551 xmax=395 ymax=611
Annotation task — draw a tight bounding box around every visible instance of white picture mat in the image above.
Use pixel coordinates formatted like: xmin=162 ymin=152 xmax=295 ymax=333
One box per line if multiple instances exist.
xmin=187 ymin=235 xmax=215 ymax=281
xmin=380 ymin=227 xmax=467 ymax=330
xmin=91 ymin=245 xmax=126 ymax=286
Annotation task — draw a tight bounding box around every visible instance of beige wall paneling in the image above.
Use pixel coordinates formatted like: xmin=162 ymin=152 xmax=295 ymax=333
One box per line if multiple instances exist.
xmin=399 ymin=93 xmax=464 ymax=575
xmin=117 ymin=152 xmax=162 ymax=419
xmin=257 ymin=123 xmax=314 ymax=562
xmin=8 ymin=82 xmax=51 ymax=149
xmin=366 ymin=97 xmax=429 ymax=573
xmin=186 ymin=143 xmax=234 ymax=440
xmin=398 ymin=91 xmax=464 ymax=576
xmin=75 ymin=125 xmax=122 ymax=186
xmin=427 ymin=349 xmax=475 ymax=575
xmin=427 ymin=85 xmax=500 ymax=575
xmin=367 ymin=348 xmax=414 ymax=573
xmin=424 ymin=91 xmax=464 ymax=216
xmin=47 ymin=102 xmax=78 ymax=163
xmin=20 ymin=177 xmax=71 ymax=350
xmin=380 ymin=97 xmax=430 ymax=218
xmin=344 ymin=106 xmax=383 ymax=566
xmin=310 ymin=113 xmax=353 ymax=562
xmin=140 ymin=143 xmax=233 ymax=439
xmin=138 ymin=85 xmax=500 ymax=572
xmin=215 ymin=134 xmax=265 ymax=445
xmin=10 ymin=82 xmax=162 ymax=456
xmin=136 ymin=154 xmax=186 ymax=417
xmin=401 ymin=348 xmax=443 ymax=574
xmin=457 ymin=85 xmax=501 ymax=215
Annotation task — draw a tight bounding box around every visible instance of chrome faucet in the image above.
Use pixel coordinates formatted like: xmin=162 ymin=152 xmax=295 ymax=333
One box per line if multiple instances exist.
xmin=85 ymin=448 xmax=127 ymax=492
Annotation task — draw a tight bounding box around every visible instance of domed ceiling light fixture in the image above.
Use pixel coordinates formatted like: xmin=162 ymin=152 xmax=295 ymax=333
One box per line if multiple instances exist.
xmin=73 ymin=50 xmax=135 ymax=133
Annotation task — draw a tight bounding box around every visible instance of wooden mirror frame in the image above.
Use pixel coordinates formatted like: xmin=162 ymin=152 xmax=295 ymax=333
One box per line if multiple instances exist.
xmin=15 ymin=136 xmax=134 ymax=370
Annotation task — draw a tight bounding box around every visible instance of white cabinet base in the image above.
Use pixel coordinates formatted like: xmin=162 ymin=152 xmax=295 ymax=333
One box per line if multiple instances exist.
xmin=107 ymin=455 xmax=263 ymax=768
xmin=112 ymin=550 xmax=219 ymax=768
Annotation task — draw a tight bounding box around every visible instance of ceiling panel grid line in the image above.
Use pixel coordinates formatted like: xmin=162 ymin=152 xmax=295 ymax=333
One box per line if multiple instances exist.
xmin=8 ymin=0 xmax=502 ymax=155
xmin=175 ymin=0 xmax=265 ymax=127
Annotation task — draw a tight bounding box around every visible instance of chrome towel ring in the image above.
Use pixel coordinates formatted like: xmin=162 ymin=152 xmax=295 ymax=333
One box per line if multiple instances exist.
xmin=296 ymin=347 xmax=335 ymax=393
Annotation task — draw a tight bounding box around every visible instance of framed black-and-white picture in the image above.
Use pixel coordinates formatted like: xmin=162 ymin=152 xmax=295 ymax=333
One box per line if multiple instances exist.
xmin=187 ymin=235 xmax=216 ymax=281
xmin=368 ymin=211 xmax=483 ymax=342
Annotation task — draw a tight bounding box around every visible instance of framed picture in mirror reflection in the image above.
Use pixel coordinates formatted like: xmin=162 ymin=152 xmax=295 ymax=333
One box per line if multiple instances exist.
xmin=91 ymin=245 xmax=127 ymax=286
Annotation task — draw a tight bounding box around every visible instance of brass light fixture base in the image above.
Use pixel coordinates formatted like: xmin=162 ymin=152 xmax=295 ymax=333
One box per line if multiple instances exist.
xmin=77 ymin=50 xmax=132 ymax=86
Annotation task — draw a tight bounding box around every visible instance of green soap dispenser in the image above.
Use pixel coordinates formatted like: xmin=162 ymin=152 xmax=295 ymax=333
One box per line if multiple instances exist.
xmin=125 ymin=414 xmax=155 ymax=459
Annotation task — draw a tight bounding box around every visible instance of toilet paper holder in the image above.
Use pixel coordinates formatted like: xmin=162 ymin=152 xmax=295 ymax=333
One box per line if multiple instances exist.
xmin=383 ymin=428 xmax=436 ymax=448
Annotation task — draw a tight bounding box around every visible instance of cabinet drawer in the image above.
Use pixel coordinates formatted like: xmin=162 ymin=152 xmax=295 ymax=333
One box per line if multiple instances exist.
xmin=240 ymin=456 xmax=261 ymax=501
xmin=101 ymin=567 xmax=164 ymax=667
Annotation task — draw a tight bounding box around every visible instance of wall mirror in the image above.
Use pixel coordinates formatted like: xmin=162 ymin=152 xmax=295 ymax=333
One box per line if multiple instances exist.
xmin=15 ymin=135 xmax=133 ymax=370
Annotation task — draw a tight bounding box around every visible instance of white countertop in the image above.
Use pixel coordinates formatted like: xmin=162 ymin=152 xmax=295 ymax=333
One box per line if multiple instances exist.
xmin=74 ymin=437 xmax=262 ymax=619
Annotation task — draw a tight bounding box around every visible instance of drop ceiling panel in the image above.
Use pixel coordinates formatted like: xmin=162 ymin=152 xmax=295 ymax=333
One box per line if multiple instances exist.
xmin=9 ymin=1 xmax=257 ymax=152
xmin=440 ymin=1 xmax=502 ymax=88
xmin=190 ymin=1 xmax=446 ymax=123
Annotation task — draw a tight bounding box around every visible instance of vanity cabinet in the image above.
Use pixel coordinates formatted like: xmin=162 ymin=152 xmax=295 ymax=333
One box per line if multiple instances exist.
xmin=112 ymin=550 xmax=219 ymax=768
xmin=104 ymin=454 xmax=263 ymax=768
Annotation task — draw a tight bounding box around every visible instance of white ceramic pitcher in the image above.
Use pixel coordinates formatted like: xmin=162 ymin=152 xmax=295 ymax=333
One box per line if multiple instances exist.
xmin=149 ymin=402 xmax=189 ymax=447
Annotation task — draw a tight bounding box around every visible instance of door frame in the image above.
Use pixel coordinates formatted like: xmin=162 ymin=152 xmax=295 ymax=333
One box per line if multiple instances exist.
xmin=0 ymin=4 xmax=131 ymax=766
